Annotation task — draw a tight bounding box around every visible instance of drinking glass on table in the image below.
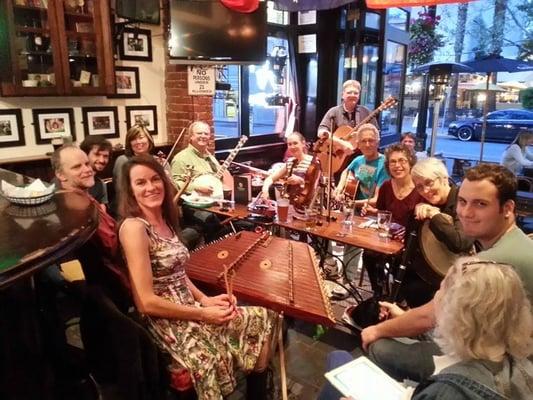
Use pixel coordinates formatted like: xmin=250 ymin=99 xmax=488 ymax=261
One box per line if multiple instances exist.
xmin=276 ymin=198 xmax=290 ymax=222
xmin=340 ymin=202 xmax=354 ymax=235
xmin=305 ymin=208 xmax=318 ymax=231
xmin=377 ymin=210 xmax=392 ymax=238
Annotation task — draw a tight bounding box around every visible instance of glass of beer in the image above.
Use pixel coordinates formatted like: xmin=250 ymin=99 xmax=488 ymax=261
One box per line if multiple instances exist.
xmin=277 ymin=198 xmax=290 ymax=222
xmin=305 ymin=208 xmax=318 ymax=231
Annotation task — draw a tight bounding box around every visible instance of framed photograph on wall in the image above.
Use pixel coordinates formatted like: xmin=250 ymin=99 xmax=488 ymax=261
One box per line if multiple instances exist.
xmin=0 ymin=109 xmax=25 ymax=148
xmin=32 ymin=108 xmax=75 ymax=144
xmin=81 ymin=107 xmax=119 ymax=138
xmin=118 ymin=28 xmax=152 ymax=61
xmin=108 ymin=66 xmax=140 ymax=98
xmin=125 ymin=105 xmax=158 ymax=136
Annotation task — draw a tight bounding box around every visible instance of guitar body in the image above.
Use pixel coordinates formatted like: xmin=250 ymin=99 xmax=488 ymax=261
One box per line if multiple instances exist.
xmin=314 ymin=96 xmax=398 ymax=176
xmin=316 ymin=125 xmax=353 ymax=176
xmin=343 ymin=176 xmax=359 ymax=198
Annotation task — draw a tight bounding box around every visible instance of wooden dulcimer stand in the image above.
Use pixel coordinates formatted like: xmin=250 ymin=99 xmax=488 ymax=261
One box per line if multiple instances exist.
xmin=185 ymin=231 xmax=335 ymax=400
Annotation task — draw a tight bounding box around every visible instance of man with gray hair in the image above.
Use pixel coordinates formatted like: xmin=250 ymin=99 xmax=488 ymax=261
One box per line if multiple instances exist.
xmin=317 ymin=80 xmax=378 ymax=179
xmin=52 ymin=144 xmax=96 ymax=193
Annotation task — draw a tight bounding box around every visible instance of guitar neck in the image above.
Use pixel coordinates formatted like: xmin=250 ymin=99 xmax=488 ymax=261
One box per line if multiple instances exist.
xmin=215 ymin=138 xmax=247 ymax=179
xmin=343 ymin=98 xmax=396 ymax=140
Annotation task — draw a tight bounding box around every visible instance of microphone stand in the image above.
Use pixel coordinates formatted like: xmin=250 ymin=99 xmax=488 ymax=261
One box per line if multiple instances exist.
xmin=325 ymin=116 xmax=335 ymax=222
xmin=390 ymin=231 xmax=417 ymax=302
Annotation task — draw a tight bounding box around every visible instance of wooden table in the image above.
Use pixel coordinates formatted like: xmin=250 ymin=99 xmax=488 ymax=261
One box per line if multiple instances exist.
xmin=207 ymin=203 xmax=403 ymax=256
xmin=0 ymin=169 xmax=99 ymax=289
xmin=0 ymin=168 xmax=99 ymax=399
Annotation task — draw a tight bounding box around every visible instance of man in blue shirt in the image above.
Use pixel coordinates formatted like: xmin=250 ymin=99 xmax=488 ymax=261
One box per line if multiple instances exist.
xmin=332 ymin=124 xmax=389 ymax=297
xmin=334 ymin=123 xmax=388 ymax=207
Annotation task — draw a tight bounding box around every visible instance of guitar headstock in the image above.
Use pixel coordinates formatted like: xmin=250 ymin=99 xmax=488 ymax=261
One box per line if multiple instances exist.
xmin=238 ymin=136 xmax=248 ymax=146
xmin=377 ymin=96 xmax=398 ymax=112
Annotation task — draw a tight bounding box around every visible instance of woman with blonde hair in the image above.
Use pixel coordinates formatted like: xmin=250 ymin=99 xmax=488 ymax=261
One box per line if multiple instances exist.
xmin=320 ymin=258 xmax=533 ymax=400
xmin=501 ymin=131 xmax=533 ymax=175
xmin=411 ymin=258 xmax=533 ymax=399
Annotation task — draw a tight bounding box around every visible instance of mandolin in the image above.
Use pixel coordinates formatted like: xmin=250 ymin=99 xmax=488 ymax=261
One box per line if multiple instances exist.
xmin=190 ymin=136 xmax=248 ymax=200
xmin=315 ymin=96 xmax=398 ymax=175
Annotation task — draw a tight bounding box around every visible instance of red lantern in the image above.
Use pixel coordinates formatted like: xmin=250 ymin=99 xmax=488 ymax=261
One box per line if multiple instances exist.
xmin=219 ymin=0 xmax=259 ymax=13
xmin=366 ymin=0 xmax=475 ymax=9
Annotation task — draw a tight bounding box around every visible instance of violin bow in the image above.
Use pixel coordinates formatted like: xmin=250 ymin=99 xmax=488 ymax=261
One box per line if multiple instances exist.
xmin=163 ymin=127 xmax=187 ymax=168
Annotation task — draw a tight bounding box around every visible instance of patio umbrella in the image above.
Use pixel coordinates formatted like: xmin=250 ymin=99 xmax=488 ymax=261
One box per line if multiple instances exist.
xmin=412 ymin=62 xmax=474 ymax=156
xmin=462 ymin=55 xmax=533 ymax=161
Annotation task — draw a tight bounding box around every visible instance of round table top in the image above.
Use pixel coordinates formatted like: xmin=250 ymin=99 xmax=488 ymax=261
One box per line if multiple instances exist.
xmin=0 ymin=171 xmax=98 ymax=289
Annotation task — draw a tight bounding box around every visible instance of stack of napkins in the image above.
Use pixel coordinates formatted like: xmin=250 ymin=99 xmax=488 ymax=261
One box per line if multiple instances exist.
xmin=1 ymin=179 xmax=55 ymax=198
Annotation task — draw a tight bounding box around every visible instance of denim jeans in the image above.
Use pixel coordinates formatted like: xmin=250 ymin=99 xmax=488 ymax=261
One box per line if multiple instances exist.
xmin=368 ymin=337 xmax=441 ymax=382
xmin=317 ymin=350 xmax=354 ymax=400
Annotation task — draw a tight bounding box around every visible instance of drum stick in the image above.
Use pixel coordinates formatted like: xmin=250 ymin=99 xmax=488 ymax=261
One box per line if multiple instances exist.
xmin=163 ymin=127 xmax=187 ymax=168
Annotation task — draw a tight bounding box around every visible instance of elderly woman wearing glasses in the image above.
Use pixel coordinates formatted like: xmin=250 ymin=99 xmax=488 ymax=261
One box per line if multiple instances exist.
xmin=399 ymin=157 xmax=473 ymax=307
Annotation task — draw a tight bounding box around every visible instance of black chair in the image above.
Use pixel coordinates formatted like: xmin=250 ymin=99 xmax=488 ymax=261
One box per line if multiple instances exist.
xmin=80 ymin=285 xmax=169 ymax=400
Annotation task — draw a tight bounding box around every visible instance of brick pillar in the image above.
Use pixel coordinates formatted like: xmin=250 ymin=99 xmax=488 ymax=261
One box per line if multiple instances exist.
xmin=163 ymin=0 xmax=215 ymax=152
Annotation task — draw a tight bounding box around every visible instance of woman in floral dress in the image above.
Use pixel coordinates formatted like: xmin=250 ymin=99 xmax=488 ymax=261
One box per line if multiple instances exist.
xmin=117 ymin=155 xmax=276 ymax=400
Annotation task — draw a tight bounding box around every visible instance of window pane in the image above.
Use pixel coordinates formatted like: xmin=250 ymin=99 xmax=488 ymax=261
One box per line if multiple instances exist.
xmin=213 ymin=65 xmax=240 ymax=139
xmin=381 ymin=41 xmax=405 ymax=136
xmin=365 ymin=12 xmax=380 ymax=30
xmin=248 ymin=36 xmax=289 ymax=136
xmin=361 ymin=46 xmax=379 ymax=110
xmin=387 ymin=8 xmax=408 ymax=31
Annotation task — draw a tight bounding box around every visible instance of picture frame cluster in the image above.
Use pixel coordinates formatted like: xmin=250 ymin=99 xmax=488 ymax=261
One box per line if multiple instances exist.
xmin=0 ymin=106 xmax=158 ymax=147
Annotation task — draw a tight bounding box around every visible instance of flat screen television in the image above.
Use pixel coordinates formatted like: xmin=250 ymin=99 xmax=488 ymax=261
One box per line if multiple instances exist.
xmin=169 ymin=0 xmax=267 ymax=64
xmin=116 ymin=0 xmax=160 ymax=25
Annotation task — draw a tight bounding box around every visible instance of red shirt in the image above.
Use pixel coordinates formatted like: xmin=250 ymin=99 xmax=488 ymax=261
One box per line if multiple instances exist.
xmin=376 ymin=179 xmax=422 ymax=228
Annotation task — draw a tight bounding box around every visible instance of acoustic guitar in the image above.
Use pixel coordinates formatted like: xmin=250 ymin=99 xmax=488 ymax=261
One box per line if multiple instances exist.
xmin=189 ymin=136 xmax=248 ymax=200
xmin=315 ymin=96 xmax=398 ymax=175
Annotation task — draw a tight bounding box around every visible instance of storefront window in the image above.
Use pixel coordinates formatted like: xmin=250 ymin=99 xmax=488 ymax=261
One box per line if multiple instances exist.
xmin=365 ymin=12 xmax=380 ymax=30
xmin=381 ymin=41 xmax=406 ymax=136
xmin=213 ymin=65 xmax=241 ymax=139
xmin=360 ymin=46 xmax=379 ymax=110
xmin=387 ymin=8 xmax=408 ymax=31
xmin=213 ymin=36 xmax=289 ymax=139
xmin=248 ymin=36 xmax=289 ymax=136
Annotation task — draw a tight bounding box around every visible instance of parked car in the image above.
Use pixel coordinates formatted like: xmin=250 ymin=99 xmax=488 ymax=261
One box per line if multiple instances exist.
xmin=448 ymin=109 xmax=533 ymax=142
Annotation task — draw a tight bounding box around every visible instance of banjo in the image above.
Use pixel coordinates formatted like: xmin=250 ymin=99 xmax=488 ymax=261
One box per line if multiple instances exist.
xmin=190 ymin=136 xmax=248 ymax=199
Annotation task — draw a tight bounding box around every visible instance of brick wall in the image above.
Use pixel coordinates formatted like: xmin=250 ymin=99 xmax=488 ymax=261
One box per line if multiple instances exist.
xmin=165 ymin=64 xmax=215 ymax=149
xmin=163 ymin=1 xmax=215 ymax=152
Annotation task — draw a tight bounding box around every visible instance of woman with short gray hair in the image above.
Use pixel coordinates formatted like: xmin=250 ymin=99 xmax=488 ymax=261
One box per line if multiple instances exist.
xmin=399 ymin=157 xmax=473 ymax=307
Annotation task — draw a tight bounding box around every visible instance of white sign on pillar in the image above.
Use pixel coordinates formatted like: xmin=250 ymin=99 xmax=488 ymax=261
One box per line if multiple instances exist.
xmin=187 ymin=66 xmax=215 ymax=96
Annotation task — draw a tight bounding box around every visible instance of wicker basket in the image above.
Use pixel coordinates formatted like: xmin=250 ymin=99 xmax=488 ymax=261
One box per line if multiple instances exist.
xmin=1 ymin=191 xmax=55 ymax=206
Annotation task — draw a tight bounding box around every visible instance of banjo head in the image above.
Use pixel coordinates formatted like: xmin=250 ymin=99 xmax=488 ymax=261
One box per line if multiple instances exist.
xmin=192 ymin=173 xmax=224 ymax=199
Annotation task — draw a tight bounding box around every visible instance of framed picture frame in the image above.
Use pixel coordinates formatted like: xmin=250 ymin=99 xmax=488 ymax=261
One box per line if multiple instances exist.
xmin=0 ymin=109 xmax=25 ymax=148
xmin=118 ymin=27 xmax=152 ymax=62
xmin=32 ymin=108 xmax=75 ymax=144
xmin=108 ymin=66 xmax=140 ymax=98
xmin=81 ymin=107 xmax=119 ymax=138
xmin=125 ymin=105 xmax=158 ymax=136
